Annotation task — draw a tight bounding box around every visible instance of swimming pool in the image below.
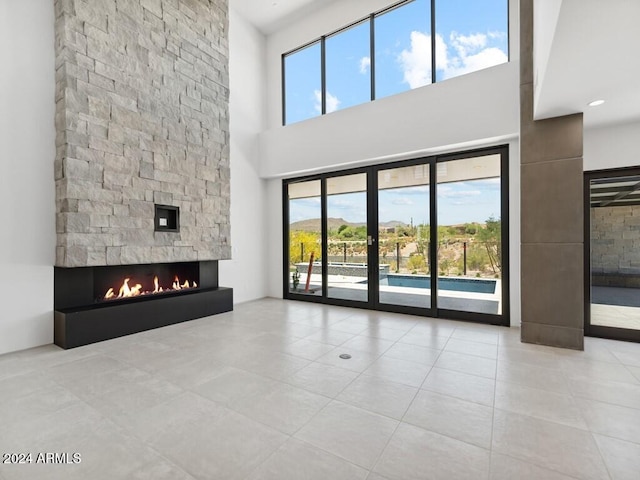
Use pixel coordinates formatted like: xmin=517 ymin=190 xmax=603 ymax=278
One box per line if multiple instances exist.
xmin=382 ymin=275 xmax=497 ymax=294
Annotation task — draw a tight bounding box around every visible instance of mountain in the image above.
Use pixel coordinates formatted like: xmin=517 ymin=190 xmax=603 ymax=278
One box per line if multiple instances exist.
xmin=380 ymin=220 xmax=408 ymax=228
xmin=290 ymin=218 xmax=408 ymax=232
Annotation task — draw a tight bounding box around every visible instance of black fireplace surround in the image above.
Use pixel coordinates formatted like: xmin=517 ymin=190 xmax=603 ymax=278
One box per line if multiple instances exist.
xmin=54 ymin=260 xmax=233 ymax=349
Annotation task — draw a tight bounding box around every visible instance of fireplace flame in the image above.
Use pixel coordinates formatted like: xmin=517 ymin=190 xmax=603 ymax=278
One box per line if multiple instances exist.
xmin=103 ymin=274 xmax=197 ymax=301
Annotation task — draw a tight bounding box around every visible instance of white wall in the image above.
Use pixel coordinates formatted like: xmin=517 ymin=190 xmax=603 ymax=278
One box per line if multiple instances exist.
xmin=266 ymin=178 xmax=284 ymax=299
xmin=533 ymin=0 xmax=563 ymax=114
xmin=220 ymin=8 xmax=269 ymax=303
xmin=260 ymin=62 xmax=519 ymax=178
xmin=259 ymin=0 xmax=520 ymax=177
xmin=584 ymin=120 xmax=640 ymax=171
xmin=0 ymin=0 xmax=56 ymax=354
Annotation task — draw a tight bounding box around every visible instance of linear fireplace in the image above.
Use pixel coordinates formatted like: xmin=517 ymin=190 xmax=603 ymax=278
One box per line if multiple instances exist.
xmin=54 ymin=261 xmax=232 ymax=349
xmin=52 ymin=0 xmax=234 ymax=348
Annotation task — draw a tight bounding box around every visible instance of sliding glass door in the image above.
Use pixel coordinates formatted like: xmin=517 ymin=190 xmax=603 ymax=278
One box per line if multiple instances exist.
xmin=286 ymin=180 xmax=323 ymax=296
xmin=586 ymin=168 xmax=640 ymax=342
xmin=377 ymin=163 xmax=432 ymax=309
xmin=326 ymin=173 xmax=369 ymax=302
xmin=436 ymin=154 xmax=504 ymax=316
xmin=283 ymin=146 xmax=509 ymax=325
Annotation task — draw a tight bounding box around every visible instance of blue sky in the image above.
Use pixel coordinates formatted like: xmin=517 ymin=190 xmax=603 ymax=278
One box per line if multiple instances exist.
xmin=290 ymin=178 xmax=501 ymax=227
xmin=285 ymin=0 xmax=508 ymax=124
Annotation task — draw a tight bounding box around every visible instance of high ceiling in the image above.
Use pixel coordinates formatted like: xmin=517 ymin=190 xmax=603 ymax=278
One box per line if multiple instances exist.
xmin=534 ymin=0 xmax=640 ymax=129
xmin=231 ymin=0 xmax=640 ymax=130
xmin=230 ymin=0 xmax=337 ymax=35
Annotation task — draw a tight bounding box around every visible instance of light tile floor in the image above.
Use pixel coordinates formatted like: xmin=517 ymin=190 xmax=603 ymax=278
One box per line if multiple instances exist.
xmin=1 ymin=298 xmax=640 ymax=479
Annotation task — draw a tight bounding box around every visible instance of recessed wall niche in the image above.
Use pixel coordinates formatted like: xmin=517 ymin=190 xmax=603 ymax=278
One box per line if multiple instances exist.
xmin=155 ymin=204 xmax=179 ymax=232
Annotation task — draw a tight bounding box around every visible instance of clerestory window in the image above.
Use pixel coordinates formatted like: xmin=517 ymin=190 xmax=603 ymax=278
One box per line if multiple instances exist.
xmin=282 ymin=0 xmax=509 ymax=125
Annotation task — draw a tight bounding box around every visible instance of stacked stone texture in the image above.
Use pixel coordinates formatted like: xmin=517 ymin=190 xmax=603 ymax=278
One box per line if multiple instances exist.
xmin=54 ymin=0 xmax=230 ymax=267
xmin=591 ymin=206 xmax=640 ymax=274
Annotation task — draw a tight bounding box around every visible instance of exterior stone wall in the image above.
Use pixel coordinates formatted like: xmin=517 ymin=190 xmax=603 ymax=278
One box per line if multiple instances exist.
xmin=54 ymin=0 xmax=230 ymax=267
xmin=591 ymin=206 xmax=640 ymax=274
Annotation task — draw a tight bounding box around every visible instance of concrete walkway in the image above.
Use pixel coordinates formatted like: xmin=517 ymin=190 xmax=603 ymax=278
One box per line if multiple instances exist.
xmin=592 ymin=286 xmax=640 ymax=330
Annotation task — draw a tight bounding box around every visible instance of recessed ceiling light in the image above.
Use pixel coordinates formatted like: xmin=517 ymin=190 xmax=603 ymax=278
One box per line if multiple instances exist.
xmin=588 ymin=100 xmax=605 ymax=107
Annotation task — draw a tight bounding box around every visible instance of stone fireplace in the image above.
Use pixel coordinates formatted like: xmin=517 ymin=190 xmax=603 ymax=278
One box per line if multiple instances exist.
xmin=53 ymin=0 xmax=233 ymax=348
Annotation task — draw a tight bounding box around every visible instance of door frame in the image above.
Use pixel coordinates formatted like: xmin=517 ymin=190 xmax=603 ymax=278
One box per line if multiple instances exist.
xmin=283 ymin=145 xmax=509 ymax=326
xmin=584 ymin=167 xmax=640 ymax=342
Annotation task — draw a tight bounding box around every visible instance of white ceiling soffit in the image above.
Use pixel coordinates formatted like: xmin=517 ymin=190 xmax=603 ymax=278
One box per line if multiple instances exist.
xmin=533 ymin=0 xmax=640 ymax=128
xmin=230 ymin=0 xmax=338 ymax=35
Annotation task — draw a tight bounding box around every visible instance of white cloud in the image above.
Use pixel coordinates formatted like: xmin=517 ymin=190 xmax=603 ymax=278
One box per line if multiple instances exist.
xmin=434 ymin=34 xmax=448 ymax=71
xmin=392 ymin=197 xmax=414 ymax=206
xmin=399 ymin=31 xmax=432 ymax=89
xmin=441 ymin=31 xmax=508 ymax=80
xmin=314 ymin=89 xmax=340 ymax=114
xmin=438 ymin=184 xmax=482 ymax=199
xmin=313 ymin=90 xmax=321 ymax=113
xmin=451 ymin=32 xmax=487 ymax=58
xmin=455 ymin=190 xmax=482 ymax=197
xmin=398 ymin=31 xmax=448 ymax=89
xmin=359 ymin=56 xmax=370 ymax=74
xmin=326 ymin=91 xmax=340 ymax=113
xmin=298 ymin=198 xmax=321 ymax=206
xmin=330 ymin=198 xmax=357 ymax=208
xmin=488 ymin=30 xmax=507 ymax=40
xmin=398 ymin=30 xmax=508 ymax=85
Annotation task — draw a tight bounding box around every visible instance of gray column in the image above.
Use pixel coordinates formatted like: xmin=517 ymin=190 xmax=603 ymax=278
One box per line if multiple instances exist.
xmin=520 ymin=0 xmax=584 ymax=349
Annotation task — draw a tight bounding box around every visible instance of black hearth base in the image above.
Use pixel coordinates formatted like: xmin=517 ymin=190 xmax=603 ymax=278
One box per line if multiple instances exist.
xmin=54 ymin=287 xmax=233 ymax=349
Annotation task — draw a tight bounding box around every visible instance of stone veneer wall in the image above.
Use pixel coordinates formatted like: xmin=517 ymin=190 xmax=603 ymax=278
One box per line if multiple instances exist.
xmin=591 ymin=206 xmax=640 ymax=275
xmin=54 ymin=0 xmax=230 ymax=267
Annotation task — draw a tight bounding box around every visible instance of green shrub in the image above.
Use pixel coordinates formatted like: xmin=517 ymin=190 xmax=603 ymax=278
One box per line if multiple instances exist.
xmin=406 ymin=254 xmax=427 ymax=272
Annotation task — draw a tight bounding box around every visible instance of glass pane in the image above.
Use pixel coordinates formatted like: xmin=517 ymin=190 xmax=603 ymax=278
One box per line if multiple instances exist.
xmin=590 ymin=175 xmax=640 ymax=331
xmin=374 ymin=0 xmax=431 ymax=100
xmin=288 ymin=180 xmax=323 ymax=295
xmin=284 ymin=42 xmax=321 ymax=125
xmin=325 ymin=21 xmax=371 ymax=112
xmin=436 ymin=155 xmax=502 ymax=314
xmin=435 ymin=0 xmax=508 ymax=82
xmin=378 ymin=164 xmax=431 ymax=308
xmin=326 ymin=174 xmax=368 ymax=302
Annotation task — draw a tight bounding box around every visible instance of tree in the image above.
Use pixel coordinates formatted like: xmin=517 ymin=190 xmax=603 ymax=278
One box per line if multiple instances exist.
xmin=464 ymin=222 xmax=480 ymax=235
xmin=477 ymin=216 xmax=501 ymax=275
xmin=439 ymin=257 xmax=454 ymax=276
xmin=289 ymin=230 xmax=320 ymax=263
xmin=466 ymin=244 xmax=489 ymax=272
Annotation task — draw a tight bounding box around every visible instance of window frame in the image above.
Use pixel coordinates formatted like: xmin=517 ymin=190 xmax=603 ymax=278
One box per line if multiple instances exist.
xmin=282 ymin=144 xmax=511 ymax=326
xmin=281 ymin=39 xmax=323 ymax=126
xmin=324 ymin=18 xmax=372 ymax=113
xmin=281 ymin=0 xmax=510 ymax=126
